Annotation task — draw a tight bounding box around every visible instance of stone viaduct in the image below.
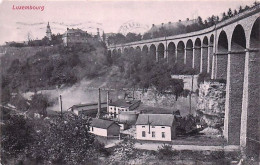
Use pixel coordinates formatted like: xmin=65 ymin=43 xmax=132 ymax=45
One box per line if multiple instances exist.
xmin=108 ymin=5 xmax=260 ymax=161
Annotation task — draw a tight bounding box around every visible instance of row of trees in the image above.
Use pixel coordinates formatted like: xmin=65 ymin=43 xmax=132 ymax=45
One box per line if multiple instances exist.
xmin=107 ymin=33 xmax=142 ymax=45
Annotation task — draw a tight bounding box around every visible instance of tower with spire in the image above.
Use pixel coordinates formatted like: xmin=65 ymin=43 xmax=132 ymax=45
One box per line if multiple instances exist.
xmin=46 ymin=22 xmax=52 ymax=41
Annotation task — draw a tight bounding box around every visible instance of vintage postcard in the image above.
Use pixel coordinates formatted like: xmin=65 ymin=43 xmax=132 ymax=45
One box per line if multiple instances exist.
xmin=0 ymin=0 xmax=259 ymax=164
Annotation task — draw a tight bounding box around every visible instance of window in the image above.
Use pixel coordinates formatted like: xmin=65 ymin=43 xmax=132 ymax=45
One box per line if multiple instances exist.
xmin=161 ymin=126 xmax=165 ymax=128
xmin=142 ymin=131 xmax=146 ymax=137
xmin=152 ymin=131 xmax=155 ymax=138
xmin=142 ymin=126 xmax=145 ymax=128
xmin=152 ymin=126 xmax=155 ymax=128
xmin=162 ymin=132 xmax=165 ymax=138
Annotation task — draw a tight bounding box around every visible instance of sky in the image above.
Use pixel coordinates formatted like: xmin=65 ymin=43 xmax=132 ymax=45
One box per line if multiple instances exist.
xmin=0 ymin=0 xmax=255 ymax=44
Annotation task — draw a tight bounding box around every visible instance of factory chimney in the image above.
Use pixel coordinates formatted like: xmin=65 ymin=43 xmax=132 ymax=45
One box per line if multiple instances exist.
xmin=107 ymin=91 xmax=110 ymax=114
xmin=96 ymin=88 xmax=101 ymax=118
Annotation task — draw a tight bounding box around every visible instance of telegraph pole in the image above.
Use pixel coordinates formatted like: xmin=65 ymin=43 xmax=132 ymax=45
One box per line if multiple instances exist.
xmin=59 ymin=94 xmax=63 ymax=118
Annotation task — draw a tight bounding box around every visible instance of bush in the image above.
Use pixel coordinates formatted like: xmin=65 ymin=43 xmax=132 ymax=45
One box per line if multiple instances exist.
xmin=157 ymin=144 xmax=175 ymax=159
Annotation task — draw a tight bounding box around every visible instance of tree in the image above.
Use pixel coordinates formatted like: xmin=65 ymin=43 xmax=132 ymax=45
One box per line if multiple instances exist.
xmin=254 ymin=1 xmax=259 ymax=6
xmin=234 ymin=9 xmax=238 ymax=15
xmin=227 ymin=8 xmax=233 ymax=17
xmin=28 ymin=116 xmax=97 ymax=165
xmin=222 ymin=12 xmax=228 ymax=21
xmin=1 ymin=115 xmax=34 ymax=163
xmin=197 ymin=16 xmax=204 ymax=26
xmin=29 ymin=93 xmax=49 ymax=117
xmin=239 ymin=5 xmax=243 ymax=13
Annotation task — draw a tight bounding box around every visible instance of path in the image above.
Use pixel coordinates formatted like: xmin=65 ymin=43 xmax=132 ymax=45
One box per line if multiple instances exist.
xmin=135 ymin=142 xmax=240 ymax=152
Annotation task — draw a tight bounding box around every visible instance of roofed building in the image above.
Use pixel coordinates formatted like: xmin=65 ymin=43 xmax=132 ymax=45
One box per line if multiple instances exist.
xmin=108 ymin=99 xmax=141 ymax=118
xmin=136 ymin=114 xmax=176 ymax=142
xmin=69 ymin=102 xmax=107 ymax=117
xmin=89 ymin=118 xmax=120 ymax=137
xmin=62 ymin=28 xmax=91 ymax=46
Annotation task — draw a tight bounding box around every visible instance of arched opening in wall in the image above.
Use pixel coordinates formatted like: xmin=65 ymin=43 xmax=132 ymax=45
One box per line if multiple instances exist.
xmin=168 ymin=42 xmax=176 ymax=64
xmin=225 ymin=25 xmax=247 ymax=145
xmin=177 ymin=41 xmax=185 ymax=67
xmin=194 ymin=38 xmax=201 ymax=74
xmin=157 ymin=43 xmax=165 ymax=62
xmin=210 ymin=34 xmax=214 ymax=45
xmin=118 ymin=49 xmax=122 ymax=56
xmin=231 ymin=25 xmax=246 ymax=50
xmin=136 ymin=46 xmax=141 ymax=52
xmin=129 ymin=47 xmax=135 ymax=57
xmin=208 ymin=34 xmax=214 ymax=74
xmin=150 ymin=44 xmax=156 ymax=61
xmin=108 ymin=50 xmax=112 ymax=60
xmin=123 ymin=48 xmax=128 ymax=55
xmin=112 ymin=49 xmax=117 ymax=57
xmin=216 ymin=31 xmax=228 ymax=79
xmin=142 ymin=45 xmax=148 ymax=56
xmin=250 ymin=17 xmax=260 ymax=49
xmin=112 ymin=49 xmax=119 ymax=61
xmin=202 ymin=36 xmax=209 ymax=73
xmin=218 ymin=31 xmax=228 ymax=53
xmin=186 ymin=39 xmax=193 ymax=69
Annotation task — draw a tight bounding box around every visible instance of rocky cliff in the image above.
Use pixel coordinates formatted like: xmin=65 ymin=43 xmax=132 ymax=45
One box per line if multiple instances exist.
xmin=196 ymin=81 xmax=226 ymax=134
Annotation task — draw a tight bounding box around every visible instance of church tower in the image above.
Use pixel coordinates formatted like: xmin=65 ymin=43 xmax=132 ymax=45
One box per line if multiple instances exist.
xmin=46 ymin=22 xmax=52 ymax=41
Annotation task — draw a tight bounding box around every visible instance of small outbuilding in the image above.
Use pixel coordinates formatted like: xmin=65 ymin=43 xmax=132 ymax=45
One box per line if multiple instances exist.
xmin=89 ymin=118 xmax=120 ymax=137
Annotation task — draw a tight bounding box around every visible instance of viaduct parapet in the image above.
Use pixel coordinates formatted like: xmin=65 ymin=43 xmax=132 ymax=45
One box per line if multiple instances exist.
xmin=108 ymin=5 xmax=260 ymax=161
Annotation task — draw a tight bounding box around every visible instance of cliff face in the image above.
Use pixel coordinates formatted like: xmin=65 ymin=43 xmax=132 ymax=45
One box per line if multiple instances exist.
xmin=126 ymin=89 xmax=197 ymax=116
xmin=196 ymin=81 xmax=226 ymax=133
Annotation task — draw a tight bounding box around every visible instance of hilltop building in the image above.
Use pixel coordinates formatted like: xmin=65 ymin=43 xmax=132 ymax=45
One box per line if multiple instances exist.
xmin=108 ymin=99 xmax=141 ymax=118
xmin=46 ymin=22 xmax=52 ymax=41
xmin=62 ymin=28 xmax=91 ymax=46
xmin=89 ymin=118 xmax=120 ymax=137
xmin=136 ymin=114 xmax=176 ymax=142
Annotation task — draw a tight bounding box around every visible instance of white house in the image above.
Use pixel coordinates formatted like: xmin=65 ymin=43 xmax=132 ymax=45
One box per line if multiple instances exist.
xmin=89 ymin=118 xmax=120 ymax=137
xmin=136 ymin=114 xmax=176 ymax=142
xmin=108 ymin=99 xmax=141 ymax=118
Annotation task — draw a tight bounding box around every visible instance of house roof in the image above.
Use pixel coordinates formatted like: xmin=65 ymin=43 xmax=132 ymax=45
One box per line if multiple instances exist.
xmin=91 ymin=118 xmax=119 ymax=129
xmin=71 ymin=102 xmax=107 ymax=110
xmin=109 ymin=99 xmax=140 ymax=108
xmin=136 ymin=114 xmax=175 ymax=127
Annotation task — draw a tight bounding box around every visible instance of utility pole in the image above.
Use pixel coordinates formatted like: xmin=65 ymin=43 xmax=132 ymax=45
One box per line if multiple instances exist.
xmin=189 ymin=75 xmax=194 ymax=114
xmin=59 ymin=94 xmax=63 ymax=118
xmin=96 ymin=88 xmax=101 ymax=118
xmin=107 ymin=90 xmax=110 ymax=114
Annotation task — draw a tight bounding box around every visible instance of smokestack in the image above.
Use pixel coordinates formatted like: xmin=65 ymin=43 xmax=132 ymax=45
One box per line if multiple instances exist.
xmin=107 ymin=91 xmax=109 ymax=114
xmin=97 ymin=88 xmax=101 ymax=118
xmin=59 ymin=95 xmax=63 ymax=118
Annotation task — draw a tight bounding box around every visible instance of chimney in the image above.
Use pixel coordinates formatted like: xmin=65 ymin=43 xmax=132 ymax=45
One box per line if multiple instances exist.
xmin=107 ymin=91 xmax=109 ymax=114
xmin=97 ymin=88 xmax=101 ymax=118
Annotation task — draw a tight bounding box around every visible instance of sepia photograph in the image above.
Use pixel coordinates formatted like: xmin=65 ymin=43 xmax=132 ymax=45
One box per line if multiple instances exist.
xmin=0 ymin=0 xmax=259 ymax=164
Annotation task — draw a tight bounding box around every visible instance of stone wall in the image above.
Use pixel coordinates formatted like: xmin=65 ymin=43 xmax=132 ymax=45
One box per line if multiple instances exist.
xmin=196 ymin=81 xmax=226 ymax=133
